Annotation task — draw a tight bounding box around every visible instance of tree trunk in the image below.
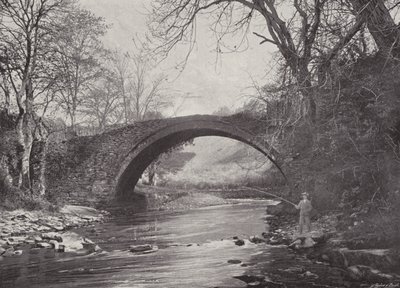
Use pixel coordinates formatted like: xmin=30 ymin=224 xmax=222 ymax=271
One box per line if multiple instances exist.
xmin=69 ymin=112 xmax=76 ymax=132
xmin=147 ymin=162 xmax=157 ymax=186
xmin=350 ymin=0 xmax=400 ymax=57
xmin=17 ymin=79 xmax=39 ymax=191
xmin=296 ymin=62 xmax=317 ymax=123
xmin=120 ymin=77 xmax=128 ymax=124
xmin=16 ymin=110 xmax=34 ymax=191
xmin=0 ymin=74 xmax=11 ymax=115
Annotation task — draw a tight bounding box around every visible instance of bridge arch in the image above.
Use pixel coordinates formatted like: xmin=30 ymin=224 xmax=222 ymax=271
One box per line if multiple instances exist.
xmin=115 ymin=115 xmax=284 ymax=199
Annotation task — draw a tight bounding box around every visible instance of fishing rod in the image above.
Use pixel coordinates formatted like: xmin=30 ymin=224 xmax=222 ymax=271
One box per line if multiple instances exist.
xmin=239 ymin=186 xmax=297 ymax=207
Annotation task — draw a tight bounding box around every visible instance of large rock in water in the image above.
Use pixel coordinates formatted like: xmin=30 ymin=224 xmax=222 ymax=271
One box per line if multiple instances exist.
xmin=266 ymin=202 xmax=297 ymax=216
xmin=289 ymin=237 xmax=316 ymax=249
xmin=129 ymin=244 xmax=158 ymax=254
xmin=346 ymin=265 xmax=394 ymax=283
xmin=321 ymin=248 xmax=400 ymax=273
xmin=82 ymin=237 xmax=101 ymax=253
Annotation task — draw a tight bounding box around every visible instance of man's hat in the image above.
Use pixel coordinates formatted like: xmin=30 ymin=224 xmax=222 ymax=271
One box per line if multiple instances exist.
xmin=301 ymin=192 xmax=309 ymax=197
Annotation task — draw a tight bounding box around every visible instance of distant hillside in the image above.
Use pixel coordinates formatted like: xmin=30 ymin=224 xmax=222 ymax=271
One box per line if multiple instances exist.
xmin=163 ymin=136 xmax=272 ymax=186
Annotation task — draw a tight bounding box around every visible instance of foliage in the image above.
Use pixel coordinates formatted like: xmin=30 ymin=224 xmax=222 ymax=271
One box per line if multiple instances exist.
xmin=142 ymin=141 xmax=195 ymax=186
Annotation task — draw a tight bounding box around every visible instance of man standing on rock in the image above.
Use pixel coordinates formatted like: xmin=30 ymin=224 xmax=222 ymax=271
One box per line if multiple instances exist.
xmin=295 ymin=192 xmax=312 ymax=235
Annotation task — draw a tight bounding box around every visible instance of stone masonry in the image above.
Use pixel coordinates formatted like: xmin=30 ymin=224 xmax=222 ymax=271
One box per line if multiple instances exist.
xmin=45 ymin=114 xmax=285 ymax=205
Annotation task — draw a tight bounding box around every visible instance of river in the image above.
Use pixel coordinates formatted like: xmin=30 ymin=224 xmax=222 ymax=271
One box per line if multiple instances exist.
xmin=1 ymin=200 xmax=366 ymax=288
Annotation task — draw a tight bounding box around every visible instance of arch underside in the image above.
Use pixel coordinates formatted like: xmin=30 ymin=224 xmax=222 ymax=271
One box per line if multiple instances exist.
xmin=115 ymin=126 xmax=282 ymax=199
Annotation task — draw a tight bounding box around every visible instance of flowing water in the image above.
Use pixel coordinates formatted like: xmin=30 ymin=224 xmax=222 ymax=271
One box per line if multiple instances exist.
xmin=1 ymin=200 xmax=365 ymax=288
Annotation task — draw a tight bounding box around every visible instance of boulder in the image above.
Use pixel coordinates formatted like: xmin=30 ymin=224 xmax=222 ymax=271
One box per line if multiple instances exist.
xmin=249 ymin=236 xmax=265 ymax=244
xmin=234 ymin=239 xmax=245 ymax=246
xmin=266 ymin=202 xmax=297 ymax=217
xmin=234 ymin=275 xmax=284 ymax=287
xmin=37 ymin=242 xmax=52 ymax=249
xmin=267 ymin=235 xmax=291 ymax=246
xmin=309 ymin=231 xmax=329 ymax=244
xmin=261 ymin=232 xmax=273 ymax=239
xmin=346 ymin=265 xmax=363 ymax=281
xmin=2 ymin=247 xmax=15 ymax=257
xmin=37 ymin=226 xmax=51 ymax=232
xmin=301 ymin=271 xmax=318 ymax=278
xmin=346 ymin=265 xmax=394 ymax=283
xmin=49 ymin=240 xmax=59 ymax=250
xmin=129 ymin=244 xmax=158 ymax=254
xmin=82 ymin=243 xmax=101 ymax=253
xmin=6 ymin=236 xmax=25 ymax=245
xmin=32 ymin=235 xmax=42 ymax=242
xmin=23 ymin=239 xmax=36 ymax=245
xmin=57 ymin=244 xmax=66 ymax=253
xmin=129 ymin=244 xmax=153 ymax=253
xmin=11 ymin=214 xmax=28 ymax=221
xmin=227 ymin=259 xmax=242 ymax=264
xmin=42 ymin=232 xmax=63 ymax=243
xmin=282 ymin=267 xmax=305 ymax=274
xmin=289 ymin=237 xmax=316 ymax=249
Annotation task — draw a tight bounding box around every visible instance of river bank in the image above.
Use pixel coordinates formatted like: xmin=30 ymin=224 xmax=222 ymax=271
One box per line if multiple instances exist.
xmin=261 ymin=202 xmax=400 ymax=285
xmin=0 ymin=205 xmax=109 ymax=259
xmin=117 ymin=184 xmax=277 ymax=212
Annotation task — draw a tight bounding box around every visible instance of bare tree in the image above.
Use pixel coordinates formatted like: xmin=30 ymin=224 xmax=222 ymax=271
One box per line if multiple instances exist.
xmin=52 ymin=6 xmax=107 ymax=131
xmin=127 ymin=44 xmax=170 ymax=121
xmin=149 ymin=0 xmax=371 ymax=122
xmin=0 ymin=0 xmax=70 ymax=190
xmin=313 ymin=0 xmax=367 ymax=85
xmin=109 ymin=50 xmax=131 ymax=124
xmin=0 ymin=4 xmax=11 ymax=114
xmin=0 ymin=63 xmax=11 ymax=114
xmin=83 ymin=71 xmax=123 ymax=132
xmin=349 ymin=0 xmax=400 ymax=58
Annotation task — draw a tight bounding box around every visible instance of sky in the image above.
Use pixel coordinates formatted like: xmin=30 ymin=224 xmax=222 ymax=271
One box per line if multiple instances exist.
xmin=79 ymin=0 xmax=277 ymax=116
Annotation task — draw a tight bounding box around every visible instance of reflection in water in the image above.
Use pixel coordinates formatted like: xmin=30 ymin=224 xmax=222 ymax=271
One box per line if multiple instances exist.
xmin=1 ymin=201 xmax=359 ymax=288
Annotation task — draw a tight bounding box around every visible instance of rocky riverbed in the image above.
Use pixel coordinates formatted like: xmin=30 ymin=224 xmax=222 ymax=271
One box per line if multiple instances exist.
xmin=261 ymin=202 xmax=400 ymax=285
xmin=0 ymin=205 xmax=109 ymax=259
xmin=1 ymin=198 xmax=400 ymax=287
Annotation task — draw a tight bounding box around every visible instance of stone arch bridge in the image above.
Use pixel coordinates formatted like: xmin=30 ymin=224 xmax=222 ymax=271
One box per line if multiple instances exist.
xmin=45 ymin=114 xmax=287 ymax=204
